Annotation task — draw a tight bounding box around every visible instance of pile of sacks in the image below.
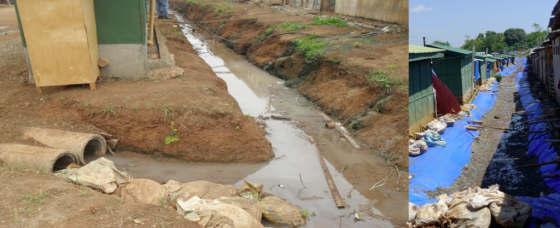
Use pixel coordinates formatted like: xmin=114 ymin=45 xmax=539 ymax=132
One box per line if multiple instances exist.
xmin=409 ymin=116 xmax=457 ymax=156
xmin=408 ymin=185 xmax=531 ymax=227
xmin=55 ymin=158 xmax=306 ymax=228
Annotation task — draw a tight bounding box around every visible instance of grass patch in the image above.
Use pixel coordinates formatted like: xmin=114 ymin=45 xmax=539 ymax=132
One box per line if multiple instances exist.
xmin=295 ymin=35 xmax=328 ymax=63
xmin=23 ymin=190 xmax=48 ymax=205
xmin=274 ymin=21 xmax=309 ymax=32
xmin=491 ymin=73 xmax=502 ymax=82
xmin=366 ymin=70 xmax=403 ymax=94
xmin=312 ymin=16 xmax=351 ymax=28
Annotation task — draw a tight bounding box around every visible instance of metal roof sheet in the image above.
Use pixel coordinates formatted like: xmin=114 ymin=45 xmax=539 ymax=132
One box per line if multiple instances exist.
xmin=426 ymin=44 xmax=472 ymax=55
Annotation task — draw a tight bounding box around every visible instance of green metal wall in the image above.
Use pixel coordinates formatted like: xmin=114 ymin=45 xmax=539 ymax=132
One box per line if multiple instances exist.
xmin=94 ymin=0 xmax=147 ymax=44
xmin=432 ymin=55 xmax=472 ymax=97
xmin=480 ymin=60 xmax=487 ymax=81
xmin=409 ymin=59 xmax=434 ymax=127
xmin=14 ymin=0 xmax=147 ymax=46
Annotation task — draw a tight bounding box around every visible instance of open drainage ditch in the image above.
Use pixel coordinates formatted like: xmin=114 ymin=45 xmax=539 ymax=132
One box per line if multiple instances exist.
xmin=105 ymin=12 xmax=404 ymax=227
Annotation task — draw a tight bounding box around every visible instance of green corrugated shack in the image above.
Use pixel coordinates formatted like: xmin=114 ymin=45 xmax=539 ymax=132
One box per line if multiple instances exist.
xmin=14 ymin=0 xmax=148 ymax=80
xmin=427 ymin=44 xmax=474 ymax=105
xmin=409 ymin=45 xmax=445 ymax=134
xmin=485 ymin=57 xmax=497 ymax=79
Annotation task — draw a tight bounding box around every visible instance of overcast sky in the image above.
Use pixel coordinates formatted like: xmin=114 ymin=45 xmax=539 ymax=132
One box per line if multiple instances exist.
xmin=410 ymin=0 xmax=558 ymax=47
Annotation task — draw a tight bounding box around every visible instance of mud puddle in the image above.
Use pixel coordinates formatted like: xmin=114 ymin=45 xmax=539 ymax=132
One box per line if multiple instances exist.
xmin=103 ymin=13 xmax=402 ymax=227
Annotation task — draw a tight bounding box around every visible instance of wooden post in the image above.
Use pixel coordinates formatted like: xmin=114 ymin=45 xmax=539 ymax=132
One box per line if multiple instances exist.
xmin=472 ymin=45 xmax=475 ymax=97
xmin=423 ymin=37 xmax=426 ymax=47
xmin=318 ymin=0 xmax=323 ymax=11
xmin=485 ymin=48 xmax=488 ymax=82
xmin=312 ymin=137 xmax=345 ymax=208
xmin=89 ymin=83 xmax=96 ymax=90
xmin=148 ymin=0 xmax=156 ymax=46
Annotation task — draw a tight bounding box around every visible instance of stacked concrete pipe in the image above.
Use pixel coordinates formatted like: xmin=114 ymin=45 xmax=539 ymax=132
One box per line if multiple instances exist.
xmin=24 ymin=128 xmax=107 ymax=165
xmin=0 ymin=144 xmax=79 ymax=172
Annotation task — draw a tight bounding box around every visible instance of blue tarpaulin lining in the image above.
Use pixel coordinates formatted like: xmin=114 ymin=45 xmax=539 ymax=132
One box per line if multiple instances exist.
xmin=474 ymin=60 xmax=481 ymax=80
xmin=409 ymin=70 xmax=508 ymax=205
xmin=509 ymin=57 xmax=560 ymax=224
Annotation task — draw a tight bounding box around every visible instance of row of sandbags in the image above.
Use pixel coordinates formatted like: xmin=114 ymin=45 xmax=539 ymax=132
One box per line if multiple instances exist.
xmin=408 ymin=185 xmax=531 ymax=228
xmin=54 ymin=157 xmax=306 ymax=227
xmin=409 ymin=116 xmax=456 ymax=156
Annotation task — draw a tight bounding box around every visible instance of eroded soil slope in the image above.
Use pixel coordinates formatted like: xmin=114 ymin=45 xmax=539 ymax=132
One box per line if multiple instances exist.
xmin=171 ymin=0 xmax=409 ymax=167
xmin=0 ymin=7 xmax=273 ymax=163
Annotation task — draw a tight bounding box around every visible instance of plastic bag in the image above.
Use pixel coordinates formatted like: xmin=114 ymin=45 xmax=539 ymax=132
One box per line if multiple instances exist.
xmin=167 ymin=180 xmax=238 ymax=204
xmin=239 ymin=181 xmax=263 ymax=201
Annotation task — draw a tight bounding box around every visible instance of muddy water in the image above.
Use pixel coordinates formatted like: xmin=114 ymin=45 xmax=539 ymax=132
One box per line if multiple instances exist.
xmin=106 ymin=13 xmax=401 ymax=227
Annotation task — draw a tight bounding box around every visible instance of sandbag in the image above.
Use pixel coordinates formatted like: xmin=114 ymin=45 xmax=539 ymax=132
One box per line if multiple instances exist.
xmin=409 ymin=139 xmax=428 ymax=156
xmin=466 ymin=185 xmax=531 ymax=227
xmin=119 ymin=179 xmax=168 ymax=205
xmin=427 ymin=119 xmax=447 ymax=135
xmin=239 ymin=181 xmax=263 ymax=201
xmin=438 ymin=116 xmax=456 ymax=127
xmin=421 ymin=130 xmax=446 ymax=147
xmin=445 ymin=188 xmax=492 ymax=228
xmin=259 ymin=196 xmax=306 ymax=227
xmin=409 ymin=202 xmax=418 ymax=222
xmin=414 ymin=195 xmax=451 ymax=227
xmin=167 ymin=180 xmax=239 ymax=204
xmin=177 ymin=196 xmax=264 ymax=228
xmin=67 ymin=157 xmax=130 ymax=193
xmin=215 ymin=197 xmax=262 ymax=221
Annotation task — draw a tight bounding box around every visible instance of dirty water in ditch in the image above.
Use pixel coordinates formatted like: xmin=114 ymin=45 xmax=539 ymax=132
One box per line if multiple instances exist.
xmin=102 ymin=13 xmax=401 ymax=227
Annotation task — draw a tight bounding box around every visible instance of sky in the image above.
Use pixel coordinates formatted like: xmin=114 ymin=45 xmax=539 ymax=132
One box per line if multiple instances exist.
xmin=410 ymin=0 xmax=558 ymax=48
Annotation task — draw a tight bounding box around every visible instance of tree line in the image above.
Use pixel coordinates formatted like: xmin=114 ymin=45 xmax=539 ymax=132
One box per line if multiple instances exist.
xmin=432 ymin=23 xmax=549 ymax=53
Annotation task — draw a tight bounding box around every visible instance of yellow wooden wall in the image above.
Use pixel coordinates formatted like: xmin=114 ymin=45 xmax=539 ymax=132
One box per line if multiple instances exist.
xmin=16 ymin=0 xmax=99 ymax=87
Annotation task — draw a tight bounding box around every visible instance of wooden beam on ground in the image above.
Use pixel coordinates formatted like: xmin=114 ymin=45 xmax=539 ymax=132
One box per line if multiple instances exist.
xmin=318 ymin=112 xmax=361 ymax=149
xmin=312 ymin=137 xmax=345 ymax=208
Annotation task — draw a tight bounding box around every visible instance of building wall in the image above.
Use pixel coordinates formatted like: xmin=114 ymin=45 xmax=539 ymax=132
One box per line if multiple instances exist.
xmin=335 ymin=0 xmax=408 ymax=24
xmin=554 ymin=38 xmax=560 ymax=105
xmin=409 ymin=59 xmax=435 ymax=134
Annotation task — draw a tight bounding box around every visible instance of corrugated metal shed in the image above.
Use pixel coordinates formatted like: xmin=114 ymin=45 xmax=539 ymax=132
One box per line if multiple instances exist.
xmin=409 ymin=45 xmax=444 ymax=62
xmin=426 ymin=44 xmax=474 ymax=104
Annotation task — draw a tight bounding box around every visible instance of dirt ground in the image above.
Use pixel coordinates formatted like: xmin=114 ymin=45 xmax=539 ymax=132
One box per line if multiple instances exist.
xmin=170 ymin=0 xmax=409 ymax=168
xmin=426 ymin=64 xmax=556 ymax=199
xmin=0 ymin=165 xmax=200 ymax=228
xmin=0 ymin=6 xmax=273 ymax=163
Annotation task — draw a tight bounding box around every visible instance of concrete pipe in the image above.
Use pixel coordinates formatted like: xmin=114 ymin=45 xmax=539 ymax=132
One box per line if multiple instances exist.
xmin=0 ymin=144 xmax=79 ymax=172
xmin=24 ymin=128 xmax=107 ymax=165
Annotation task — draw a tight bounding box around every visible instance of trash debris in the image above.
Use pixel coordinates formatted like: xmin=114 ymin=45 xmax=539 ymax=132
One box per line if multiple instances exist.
xmin=354 ymin=211 xmax=361 ymax=220
xmin=66 ymin=157 xmax=130 ymax=193
xmin=259 ymin=195 xmax=306 ymax=227
xmin=119 ymin=179 xmax=168 ymax=205
xmin=278 ymin=184 xmax=285 ymax=189
xmin=438 ymin=116 xmax=456 ymax=127
xmin=177 ymin=196 xmax=264 ymax=228
xmin=409 ymin=139 xmax=428 ymax=156
xmin=239 ymin=181 xmax=264 ymax=201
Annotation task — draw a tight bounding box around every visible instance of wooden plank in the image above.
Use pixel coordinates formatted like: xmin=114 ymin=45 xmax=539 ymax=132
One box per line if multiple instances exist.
xmin=311 ymin=137 xmax=345 ymax=208
xmin=17 ymin=0 xmax=96 ymax=87
xmin=318 ymin=112 xmax=361 ymax=149
xmin=81 ymin=0 xmax=99 ymax=82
